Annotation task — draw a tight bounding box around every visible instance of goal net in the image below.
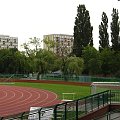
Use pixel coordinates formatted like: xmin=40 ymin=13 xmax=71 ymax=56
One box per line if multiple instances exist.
xmin=91 ymin=82 xmax=120 ymax=94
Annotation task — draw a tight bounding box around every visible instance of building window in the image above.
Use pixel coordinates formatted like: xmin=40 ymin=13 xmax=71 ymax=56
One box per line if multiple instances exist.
xmin=64 ymin=38 xmax=67 ymax=43
xmin=3 ymin=41 xmax=5 ymax=45
xmin=68 ymin=41 xmax=70 ymax=46
xmin=7 ymin=39 xmax=9 ymax=42
xmin=14 ymin=39 xmax=16 ymax=43
xmin=61 ymin=41 xmax=64 ymax=46
xmin=71 ymin=38 xmax=73 ymax=42
xmin=10 ymin=42 xmax=12 ymax=46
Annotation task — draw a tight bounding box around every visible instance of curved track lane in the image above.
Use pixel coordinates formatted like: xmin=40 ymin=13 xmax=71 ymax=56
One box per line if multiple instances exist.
xmin=0 ymin=85 xmax=61 ymax=117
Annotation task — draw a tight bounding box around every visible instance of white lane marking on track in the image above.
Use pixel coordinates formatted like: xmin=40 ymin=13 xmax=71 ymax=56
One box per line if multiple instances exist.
xmin=0 ymin=90 xmax=16 ymax=104
xmin=0 ymin=88 xmax=43 ymax=111
xmin=0 ymin=90 xmax=7 ymax=100
xmin=0 ymin=89 xmax=31 ymax=108
xmin=37 ymin=90 xmax=58 ymax=106
xmin=1 ymin=89 xmax=44 ymax=110
xmin=0 ymin=89 xmax=55 ymax=113
xmin=0 ymin=86 xmax=60 ymax=116
xmin=15 ymin=88 xmax=58 ymax=107
xmin=0 ymin=89 xmax=23 ymax=106
xmin=19 ymin=89 xmax=59 ymax=107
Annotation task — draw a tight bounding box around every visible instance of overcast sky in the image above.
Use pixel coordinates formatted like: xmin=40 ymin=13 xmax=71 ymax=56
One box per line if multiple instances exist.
xmin=0 ymin=0 xmax=120 ymax=50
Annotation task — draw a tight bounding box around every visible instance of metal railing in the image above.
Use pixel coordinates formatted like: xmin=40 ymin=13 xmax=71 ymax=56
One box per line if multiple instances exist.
xmin=1 ymin=90 xmax=119 ymax=120
xmin=54 ymin=90 xmax=110 ymax=120
xmin=110 ymin=90 xmax=120 ymax=103
xmin=93 ymin=109 xmax=120 ymax=120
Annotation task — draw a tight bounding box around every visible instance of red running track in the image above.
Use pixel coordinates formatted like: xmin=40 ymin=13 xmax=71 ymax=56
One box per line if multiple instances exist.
xmin=0 ymin=85 xmax=61 ymax=117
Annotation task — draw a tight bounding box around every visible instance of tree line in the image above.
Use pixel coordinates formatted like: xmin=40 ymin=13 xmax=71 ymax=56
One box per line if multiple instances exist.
xmin=73 ymin=5 xmax=120 ymax=56
xmin=72 ymin=4 xmax=120 ymax=77
xmin=0 ymin=4 xmax=120 ymax=79
xmin=0 ymin=42 xmax=120 ymax=79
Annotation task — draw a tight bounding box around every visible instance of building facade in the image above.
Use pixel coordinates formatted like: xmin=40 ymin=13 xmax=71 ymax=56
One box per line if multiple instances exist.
xmin=0 ymin=35 xmax=18 ymax=49
xmin=43 ymin=34 xmax=73 ymax=56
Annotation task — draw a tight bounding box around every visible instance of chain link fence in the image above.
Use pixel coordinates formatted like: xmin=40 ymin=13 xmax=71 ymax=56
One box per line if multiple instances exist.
xmin=0 ymin=73 xmax=119 ymax=82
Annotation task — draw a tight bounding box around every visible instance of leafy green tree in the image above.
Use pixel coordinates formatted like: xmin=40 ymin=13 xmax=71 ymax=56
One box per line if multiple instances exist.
xmin=0 ymin=48 xmax=29 ymax=74
xmin=111 ymin=8 xmax=120 ymax=51
xmin=73 ymin=4 xmax=93 ymax=57
xmin=66 ymin=57 xmax=84 ymax=75
xmin=0 ymin=49 xmax=9 ymax=73
xmin=60 ymin=56 xmax=68 ymax=80
xmin=35 ymin=49 xmax=56 ymax=80
xmin=88 ymin=58 xmax=101 ymax=75
xmin=51 ymin=58 xmax=61 ymax=72
xmin=43 ymin=36 xmax=56 ymax=51
xmin=29 ymin=37 xmax=41 ymax=51
xmin=99 ymin=12 xmax=109 ymax=51
xmin=1 ymin=49 xmax=19 ymax=73
xmin=21 ymin=37 xmax=42 ymax=74
xmin=114 ymin=52 xmax=120 ymax=78
xmin=21 ymin=37 xmax=41 ymax=57
xmin=82 ymin=46 xmax=101 ymax=75
xmin=100 ymin=48 xmax=115 ymax=76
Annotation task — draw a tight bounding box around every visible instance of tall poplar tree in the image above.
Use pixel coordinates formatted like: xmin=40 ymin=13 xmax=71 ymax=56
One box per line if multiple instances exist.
xmin=111 ymin=8 xmax=120 ymax=51
xmin=99 ymin=12 xmax=109 ymax=51
xmin=73 ymin=4 xmax=93 ymax=57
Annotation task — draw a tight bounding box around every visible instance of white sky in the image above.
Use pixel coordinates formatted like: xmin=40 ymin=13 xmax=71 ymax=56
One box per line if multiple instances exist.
xmin=0 ymin=0 xmax=120 ymax=50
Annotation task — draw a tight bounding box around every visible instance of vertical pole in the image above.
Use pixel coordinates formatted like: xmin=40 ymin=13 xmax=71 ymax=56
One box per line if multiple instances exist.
xmin=109 ymin=90 xmax=111 ymax=105
xmin=98 ymin=94 xmax=99 ymax=109
xmin=107 ymin=113 xmax=109 ymax=120
xmin=64 ymin=103 xmax=67 ymax=120
xmin=76 ymin=100 xmax=78 ymax=120
xmin=38 ymin=108 xmax=42 ymax=120
xmin=54 ymin=105 xmax=57 ymax=120
xmin=20 ymin=112 xmax=25 ymax=120
xmin=108 ymin=112 xmax=111 ymax=120
xmin=91 ymin=97 xmax=93 ymax=112
xmin=85 ymin=98 xmax=87 ymax=114
xmin=107 ymin=91 xmax=109 ymax=104
xmin=103 ymin=93 xmax=104 ymax=107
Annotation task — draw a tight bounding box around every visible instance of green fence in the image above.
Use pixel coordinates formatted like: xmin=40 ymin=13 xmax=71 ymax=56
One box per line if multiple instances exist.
xmin=0 ymin=74 xmax=28 ymax=79
xmin=0 ymin=73 xmax=120 ymax=82
xmin=1 ymin=90 xmax=119 ymax=120
xmin=41 ymin=74 xmax=120 ymax=82
xmin=40 ymin=74 xmax=92 ymax=82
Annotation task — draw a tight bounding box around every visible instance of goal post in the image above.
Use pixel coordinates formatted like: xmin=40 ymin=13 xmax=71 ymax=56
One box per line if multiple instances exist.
xmin=91 ymin=82 xmax=120 ymax=95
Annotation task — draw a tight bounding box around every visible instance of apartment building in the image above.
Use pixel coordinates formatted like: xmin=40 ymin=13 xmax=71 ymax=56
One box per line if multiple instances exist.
xmin=0 ymin=35 xmax=18 ymax=49
xmin=43 ymin=34 xmax=73 ymax=56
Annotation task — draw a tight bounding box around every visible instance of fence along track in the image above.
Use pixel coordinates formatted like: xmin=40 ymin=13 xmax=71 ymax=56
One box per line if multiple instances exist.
xmin=0 ymin=74 xmax=15 ymax=84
